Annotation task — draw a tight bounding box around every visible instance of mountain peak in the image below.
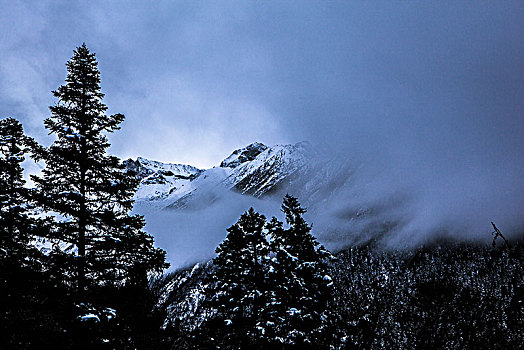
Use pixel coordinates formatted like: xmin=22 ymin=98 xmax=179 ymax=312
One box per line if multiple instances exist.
xmin=129 ymin=141 xmax=311 ymax=204
xmin=123 ymin=157 xmax=202 ymax=181
xmin=220 ymin=142 xmax=268 ymax=168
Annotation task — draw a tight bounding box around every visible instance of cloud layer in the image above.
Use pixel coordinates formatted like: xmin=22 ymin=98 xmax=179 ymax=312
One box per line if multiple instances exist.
xmin=2 ymin=1 xmax=523 ymax=256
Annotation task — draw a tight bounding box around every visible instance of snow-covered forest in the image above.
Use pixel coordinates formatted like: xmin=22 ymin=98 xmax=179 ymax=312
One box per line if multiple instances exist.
xmin=160 ymin=236 xmax=524 ymax=349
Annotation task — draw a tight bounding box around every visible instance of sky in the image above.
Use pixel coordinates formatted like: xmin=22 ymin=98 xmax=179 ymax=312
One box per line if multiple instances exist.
xmin=2 ymin=1 xmax=524 ymax=253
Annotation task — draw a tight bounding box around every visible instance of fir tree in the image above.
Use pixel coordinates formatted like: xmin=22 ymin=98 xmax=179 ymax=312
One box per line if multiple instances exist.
xmin=32 ymin=44 xmax=167 ymax=294
xmin=0 ymin=117 xmax=44 ymax=267
xmin=204 ymin=207 xmax=270 ymax=348
xmin=0 ymin=117 xmax=60 ymax=346
xmin=267 ymin=195 xmax=336 ymax=349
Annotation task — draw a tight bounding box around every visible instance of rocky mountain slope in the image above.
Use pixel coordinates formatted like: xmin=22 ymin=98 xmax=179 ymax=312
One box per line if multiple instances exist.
xmin=123 ymin=157 xmax=202 ymax=202
xmin=125 ymin=142 xmax=311 ymax=210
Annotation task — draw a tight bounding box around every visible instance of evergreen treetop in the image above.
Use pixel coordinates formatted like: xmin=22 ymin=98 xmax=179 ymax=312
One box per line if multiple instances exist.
xmin=204 ymin=197 xmax=337 ymax=348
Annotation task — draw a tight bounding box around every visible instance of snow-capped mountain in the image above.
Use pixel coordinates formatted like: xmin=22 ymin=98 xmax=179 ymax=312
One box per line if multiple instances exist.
xmin=225 ymin=142 xmax=309 ymax=197
xmin=125 ymin=142 xmax=310 ymax=210
xmin=123 ymin=157 xmax=202 ymax=202
xmin=220 ymin=142 xmax=268 ymax=168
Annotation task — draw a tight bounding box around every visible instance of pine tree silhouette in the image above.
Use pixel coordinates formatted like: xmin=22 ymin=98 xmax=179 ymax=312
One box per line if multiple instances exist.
xmin=32 ymin=44 xmax=168 ymax=295
xmin=0 ymin=117 xmax=40 ymax=265
xmin=0 ymin=117 xmax=62 ymax=346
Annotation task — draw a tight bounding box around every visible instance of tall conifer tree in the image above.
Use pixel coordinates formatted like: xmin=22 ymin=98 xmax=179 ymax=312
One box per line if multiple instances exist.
xmin=205 ymin=207 xmax=270 ymax=348
xmin=32 ymin=44 xmax=167 ymax=293
xmin=267 ymin=195 xmax=336 ymax=349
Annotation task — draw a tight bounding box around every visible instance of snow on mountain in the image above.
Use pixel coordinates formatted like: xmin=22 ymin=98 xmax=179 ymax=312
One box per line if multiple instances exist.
xmin=126 ymin=142 xmax=310 ymax=210
xmin=225 ymin=142 xmax=309 ymax=197
xmin=126 ymin=157 xmax=202 ymax=180
xmin=123 ymin=157 xmax=202 ymax=203
xmin=165 ymin=166 xmax=235 ymax=210
xmin=219 ymin=142 xmax=268 ymax=168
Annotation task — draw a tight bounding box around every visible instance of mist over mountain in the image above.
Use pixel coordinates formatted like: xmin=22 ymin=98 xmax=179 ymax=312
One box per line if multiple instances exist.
xmin=126 ymin=141 xmax=524 ymax=268
xmin=3 ymin=1 xmax=523 ymax=270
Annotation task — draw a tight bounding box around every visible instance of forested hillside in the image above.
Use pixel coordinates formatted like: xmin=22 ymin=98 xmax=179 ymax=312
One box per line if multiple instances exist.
xmin=154 ymin=232 xmax=523 ymax=349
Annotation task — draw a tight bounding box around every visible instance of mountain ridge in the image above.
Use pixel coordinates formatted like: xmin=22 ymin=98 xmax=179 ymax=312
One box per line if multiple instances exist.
xmin=125 ymin=141 xmax=311 ymax=208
